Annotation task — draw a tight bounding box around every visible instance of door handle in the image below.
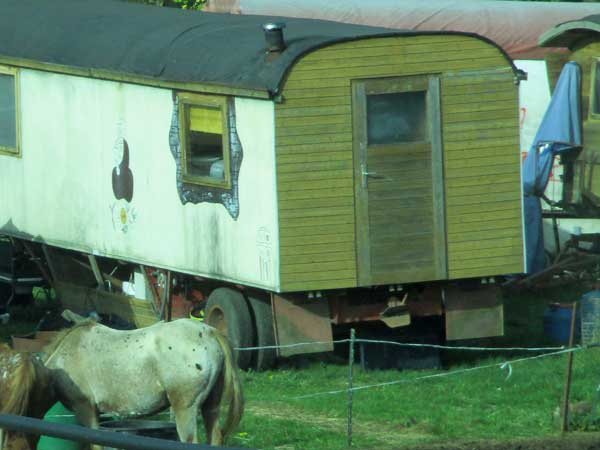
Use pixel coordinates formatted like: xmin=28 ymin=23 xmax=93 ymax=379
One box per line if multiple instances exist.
xmin=361 ymin=164 xmax=381 ymax=188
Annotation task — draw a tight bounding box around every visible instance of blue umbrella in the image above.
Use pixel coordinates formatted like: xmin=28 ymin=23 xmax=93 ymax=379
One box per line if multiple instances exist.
xmin=522 ymin=61 xmax=582 ymax=273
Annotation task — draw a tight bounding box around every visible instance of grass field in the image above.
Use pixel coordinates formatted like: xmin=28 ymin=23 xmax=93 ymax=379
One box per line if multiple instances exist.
xmin=2 ymin=284 xmax=600 ymax=449
xmin=225 ymin=347 xmax=600 ymax=449
xmin=222 ymin=284 xmax=600 ymax=450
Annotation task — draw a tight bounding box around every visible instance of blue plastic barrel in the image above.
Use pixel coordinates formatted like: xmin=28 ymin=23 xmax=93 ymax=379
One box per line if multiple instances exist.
xmin=581 ymin=289 xmax=600 ymax=345
xmin=543 ymin=303 xmax=581 ymax=345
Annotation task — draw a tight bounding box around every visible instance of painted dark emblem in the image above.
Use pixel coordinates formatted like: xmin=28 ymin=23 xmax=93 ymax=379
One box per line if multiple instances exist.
xmin=112 ymin=138 xmax=134 ymax=202
xmin=110 ymin=134 xmax=137 ymax=233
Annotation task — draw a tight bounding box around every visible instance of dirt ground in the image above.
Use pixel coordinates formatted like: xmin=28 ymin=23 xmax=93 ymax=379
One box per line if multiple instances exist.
xmin=407 ymin=432 xmax=600 ymax=450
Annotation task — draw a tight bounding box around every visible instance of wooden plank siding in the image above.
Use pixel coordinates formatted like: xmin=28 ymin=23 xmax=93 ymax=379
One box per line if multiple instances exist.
xmin=56 ymin=281 xmax=158 ymax=328
xmin=275 ymin=35 xmax=523 ymax=291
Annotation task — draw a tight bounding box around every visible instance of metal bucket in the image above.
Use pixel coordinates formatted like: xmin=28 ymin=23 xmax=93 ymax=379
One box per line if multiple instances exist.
xmin=99 ymin=419 xmax=178 ymax=450
xmin=581 ymin=290 xmax=600 ymax=345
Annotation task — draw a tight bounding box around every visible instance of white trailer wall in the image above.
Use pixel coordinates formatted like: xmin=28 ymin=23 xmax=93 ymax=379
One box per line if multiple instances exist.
xmin=0 ymin=69 xmax=280 ymax=290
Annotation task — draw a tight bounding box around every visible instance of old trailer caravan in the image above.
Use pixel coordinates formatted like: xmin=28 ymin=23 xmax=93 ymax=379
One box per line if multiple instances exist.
xmin=540 ymin=16 xmax=600 ymax=215
xmin=0 ymin=0 xmax=524 ymax=369
xmin=206 ymin=0 xmax=600 ymax=252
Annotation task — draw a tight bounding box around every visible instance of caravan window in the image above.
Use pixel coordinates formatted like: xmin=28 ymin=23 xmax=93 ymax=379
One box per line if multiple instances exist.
xmin=0 ymin=66 xmax=19 ymax=156
xmin=178 ymin=93 xmax=231 ymax=188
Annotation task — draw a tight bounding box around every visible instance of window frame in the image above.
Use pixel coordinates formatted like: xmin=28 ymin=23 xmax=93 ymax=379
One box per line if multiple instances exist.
xmin=0 ymin=65 xmax=20 ymax=157
xmin=178 ymin=92 xmax=231 ymax=189
xmin=589 ymin=58 xmax=600 ymax=121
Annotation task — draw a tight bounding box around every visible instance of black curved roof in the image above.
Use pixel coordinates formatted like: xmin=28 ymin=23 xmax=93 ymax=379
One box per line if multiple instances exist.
xmin=0 ymin=0 xmax=515 ymax=96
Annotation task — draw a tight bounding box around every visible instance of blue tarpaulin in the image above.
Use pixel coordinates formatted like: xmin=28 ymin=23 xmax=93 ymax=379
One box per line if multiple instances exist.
xmin=522 ymin=61 xmax=582 ymax=273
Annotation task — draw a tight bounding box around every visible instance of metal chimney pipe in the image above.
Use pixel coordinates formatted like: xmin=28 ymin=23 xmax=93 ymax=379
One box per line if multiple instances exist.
xmin=263 ymin=22 xmax=286 ymax=53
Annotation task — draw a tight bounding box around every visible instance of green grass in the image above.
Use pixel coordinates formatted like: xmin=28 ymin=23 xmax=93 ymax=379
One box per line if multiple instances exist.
xmin=222 ymin=284 xmax=600 ymax=450
xmin=225 ymin=348 xmax=600 ymax=449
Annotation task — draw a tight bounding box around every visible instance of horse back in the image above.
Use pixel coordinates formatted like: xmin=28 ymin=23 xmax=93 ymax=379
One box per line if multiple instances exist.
xmin=43 ymin=319 xmax=226 ymax=417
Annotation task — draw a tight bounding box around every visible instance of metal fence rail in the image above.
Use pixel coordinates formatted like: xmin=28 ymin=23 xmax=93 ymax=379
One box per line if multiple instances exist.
xmin=0 ymin=414 xmax=251 ymax=450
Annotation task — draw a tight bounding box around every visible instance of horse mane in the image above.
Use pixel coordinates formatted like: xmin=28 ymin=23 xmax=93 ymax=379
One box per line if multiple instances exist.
xmin=1 ymin=344 xmax=57 ymax=450
xmin=42 ymin=320 xmax=96 ymax=365
xmin=0 ymin=344 xmax=37 ymax=416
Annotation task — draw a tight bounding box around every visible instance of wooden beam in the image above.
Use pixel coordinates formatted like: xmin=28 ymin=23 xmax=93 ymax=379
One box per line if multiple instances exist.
xmin=139 ymin=265 xmax=160 ymax=317
xmin=40 ymin=244 xmax=58 ymax=286
xmin=87 ymin=255 xmax=105 ymax=291
xmin=71 ymin=257 xmax=123 ymax=290
xmin=19 ymin=241 xmax=53 ymax=289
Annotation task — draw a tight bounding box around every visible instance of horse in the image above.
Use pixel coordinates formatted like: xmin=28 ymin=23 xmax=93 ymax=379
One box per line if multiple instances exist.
xmin=0 ymin=344 xmax=55 ymax=450
xmin=42 ymin=318 xmax=244 ymax=448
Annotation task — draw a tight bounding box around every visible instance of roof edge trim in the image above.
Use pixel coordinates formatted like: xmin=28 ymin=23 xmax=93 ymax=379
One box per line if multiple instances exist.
xmin=273 ymin=31 xmax=519 ymax=95
xmin=0 ymin=56 xmax=272 ymax=100
xmin=539 ymin=20 xmax=600 ymax=48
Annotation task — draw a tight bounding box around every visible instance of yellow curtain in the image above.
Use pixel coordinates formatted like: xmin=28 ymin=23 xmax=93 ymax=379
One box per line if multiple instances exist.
xmin=189 ymin=106 xmax=222 ymax=135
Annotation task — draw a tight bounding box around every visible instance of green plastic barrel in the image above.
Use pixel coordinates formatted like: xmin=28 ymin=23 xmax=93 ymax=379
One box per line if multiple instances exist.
xmin=37 ymin=402 xmax=81 ymax=450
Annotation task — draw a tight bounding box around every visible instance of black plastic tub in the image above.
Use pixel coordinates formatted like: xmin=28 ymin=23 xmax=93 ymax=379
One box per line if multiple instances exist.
xmin=99 ymin=419 xmax=179 ymax=450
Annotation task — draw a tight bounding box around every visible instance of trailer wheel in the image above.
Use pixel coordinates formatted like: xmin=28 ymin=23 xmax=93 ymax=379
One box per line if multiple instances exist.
xmin=248 ymin=295 xmax=276 ymax=371
xmin=0 ymin=284 xmax=10 ymax=313
xmin=205 ymin=287 xmax=254 ymax=370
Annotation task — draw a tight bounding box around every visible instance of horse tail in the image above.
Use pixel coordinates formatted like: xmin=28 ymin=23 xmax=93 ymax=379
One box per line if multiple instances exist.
xmin=214 ymin=332 xmax=244 ymax=439
xmin=0 ymin=352 xmax=37 ymax=416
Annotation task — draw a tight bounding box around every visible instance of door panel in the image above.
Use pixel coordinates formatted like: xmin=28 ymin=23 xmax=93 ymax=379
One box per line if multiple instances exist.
xmin=353 ymin=76 xmax=447 ymax=285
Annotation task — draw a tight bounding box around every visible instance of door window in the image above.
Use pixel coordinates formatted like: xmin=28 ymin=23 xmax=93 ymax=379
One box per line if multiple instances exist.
xmin=366 ymin=91 xmax=426 ymax=145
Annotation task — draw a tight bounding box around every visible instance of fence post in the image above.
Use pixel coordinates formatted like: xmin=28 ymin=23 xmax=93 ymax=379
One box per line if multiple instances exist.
xmin=347 ymin=328 xmax=356 ymax=447
xmin=561 ymin=301 xmax=578 ymax=433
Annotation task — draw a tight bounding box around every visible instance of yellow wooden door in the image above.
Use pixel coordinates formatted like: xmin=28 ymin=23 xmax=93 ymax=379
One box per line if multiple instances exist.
xmin=352 ymin=76 xmax=447 ymax=285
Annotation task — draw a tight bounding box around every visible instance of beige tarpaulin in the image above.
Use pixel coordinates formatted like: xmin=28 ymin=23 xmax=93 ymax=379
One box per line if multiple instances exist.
xmin=205 ymin=0 xmax=600 ymax=59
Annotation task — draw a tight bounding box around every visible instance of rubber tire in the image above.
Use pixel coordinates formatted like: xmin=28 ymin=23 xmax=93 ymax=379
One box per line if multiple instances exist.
xmin=248 ymin=295 xmax=276 ymax=371
xmin=205 ymin=287 xmax=254 ymax=370
xmin=0 ymin=284 xmax=11 ymax=313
